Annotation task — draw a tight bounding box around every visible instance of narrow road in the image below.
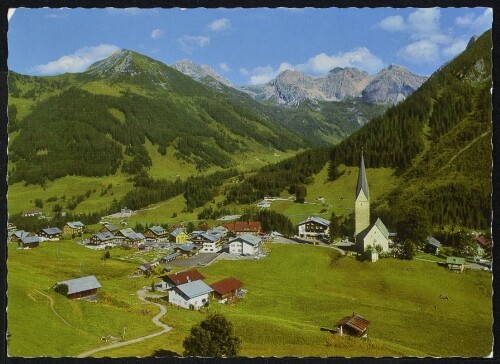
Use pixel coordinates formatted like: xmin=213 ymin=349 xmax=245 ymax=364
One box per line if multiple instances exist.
xmin=77 ymin=289 xmax=171 ymax=358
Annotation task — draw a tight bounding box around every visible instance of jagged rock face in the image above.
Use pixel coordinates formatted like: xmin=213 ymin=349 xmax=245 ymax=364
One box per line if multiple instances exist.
xmin=321 ymin=67 xmax=373 ymax=100
xmin=171 ymin=59 xmax=233 ymax=87
xmin=361 ymin=65 xmax=428 ymax=104
xmin=241 ymin=65 xmax=427 ymax=106
xmin=86 ymin=49 xmax=137 ymax=77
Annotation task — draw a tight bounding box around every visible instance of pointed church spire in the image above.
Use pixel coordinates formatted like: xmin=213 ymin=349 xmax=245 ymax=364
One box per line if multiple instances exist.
xmin=356 ymin=151 xmax=369 ymax=199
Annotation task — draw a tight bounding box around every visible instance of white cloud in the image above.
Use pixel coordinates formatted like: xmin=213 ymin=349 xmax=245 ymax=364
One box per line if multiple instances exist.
xmin=407 ymin=8 xmax=441 ymax=39
xmin=106 ymin=8 xmax=151 ymax=16
xmin=455 ymin=8 xmax=492 ymax=30
xmin=219 ymin=63 xmax=231 ymax=72
xmin=151 ymin=29 xmax=164 ymax=40
xmin=239 ymin=67 xmax=249 ymax=76
xmin=246 ymin=47 xmax=385 ymax=85
xmin=301 ymin=48 xmax=385 ymax=74
xmin=442 ymin=39 xmax=468 ymax=57
xmin=45 ymin=13 xmax=68 ymax=19
xmin=33 ymin=44 xmax=120 ymax=75
xmin=208 ymin=18 xmax=230 ymax=32
xmin=397 ymin=40 xmax=439 ymax=64
xmin=178 ymin=35 xmax=210 ymax=53
xmin=378 ymin=15 xmax=405 ymax=31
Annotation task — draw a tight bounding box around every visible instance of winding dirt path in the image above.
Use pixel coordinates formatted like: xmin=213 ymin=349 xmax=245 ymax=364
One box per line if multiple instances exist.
xmin=438 ymin=130 xmax=490 ymax=173
xmin=34 ymin=289 xmax=74 ymax=328
xmin=77 ymin=290 xmax=171 ymax=358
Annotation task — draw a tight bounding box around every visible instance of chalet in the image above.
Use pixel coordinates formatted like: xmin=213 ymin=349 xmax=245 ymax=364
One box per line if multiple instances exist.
xmin=297 ymin=216 xmax=330 ymax=239
xmin=56 ymin=275 xmax=101 ymax=300
xmin=168 ymin=280 xmax=213 ymax=310
xmin=114 ymin=228 xmax=145 ymax=248
xmin=23 ymin=210 xmax=42 ymax=217
xmin=171 ymin=228 xmax=189 ymax=244
xmin=89 ymin=231 xmax=116 ymax=245
xmin=336 ymin=314 xmax=370 ymax=337
xmin=134 ymin=263 xmax=152 ymax=275
xmin=175 ymin=243 xmax=199 ymax=257
xmin=224 ymin=221 xmax=261 ymax=236
xmin=144 ymin=226 xmax=169 ymax=242
xmin=229 ymin=234 xmax=262 ymax=255
xmin=425 ymin=236 xmax=442 ymax=255
xmin=210 ymin=277 xmax=244 ymax=303
xmin=63 ymin=221 xmax=85 ymax=235
xmin=100 ymin=223 xmax=118 ymax=234
xmin=446 ymin=257 xmax=465 ymax=272
xmin=9 ymin=230 xmax=30 ymax=243
xmin=196 ymin=230 xmax=225 ymax=253
xmin=160 ymin=252 xmax=181 ymax=263
xmin=37 ymin=227 xmax=63 ymax=241
xmin=18 ymin=236 xmax=40 ymax=248
xmin=475 ymin=235 xmax=492 ymax=259
xmin=161 ymin=269 xmax=205 ymax=291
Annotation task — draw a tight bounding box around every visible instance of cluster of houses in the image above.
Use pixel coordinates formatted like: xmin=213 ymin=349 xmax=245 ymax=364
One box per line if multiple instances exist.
xmin=88 ymin=221 xmax=265 ymax=263
xmin=8 ymin=221 xmax=85 ymax=248
xmin=159 ymin=269 xmax=245 ymax=309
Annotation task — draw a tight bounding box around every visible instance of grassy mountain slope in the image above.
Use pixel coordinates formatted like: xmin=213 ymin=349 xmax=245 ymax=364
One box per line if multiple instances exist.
xmin=8 ymin=50 xmax=306 ymax=187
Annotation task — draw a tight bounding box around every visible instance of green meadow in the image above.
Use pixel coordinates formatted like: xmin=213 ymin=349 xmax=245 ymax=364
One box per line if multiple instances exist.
xmin=7 ymin=241 xmax=492 ymax=358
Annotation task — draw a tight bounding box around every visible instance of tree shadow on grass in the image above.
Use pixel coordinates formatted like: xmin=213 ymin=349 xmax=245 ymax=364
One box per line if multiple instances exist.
xmin=151 ymin=349 xmax=181 ymax=357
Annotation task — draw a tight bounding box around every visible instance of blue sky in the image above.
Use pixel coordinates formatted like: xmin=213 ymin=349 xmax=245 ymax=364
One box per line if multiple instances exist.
xmin=8 ymin=7 xmax=492 ymax=85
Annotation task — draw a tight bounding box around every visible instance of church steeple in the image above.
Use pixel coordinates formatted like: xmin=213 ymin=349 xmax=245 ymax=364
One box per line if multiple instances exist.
xmin=356 ymin=151 xmax=369 ymax=200
xmin=355 ymin=151 xmax=370 ymax=237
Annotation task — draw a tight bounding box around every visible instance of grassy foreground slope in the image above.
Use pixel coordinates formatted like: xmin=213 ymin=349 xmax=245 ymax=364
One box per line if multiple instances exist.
xmin=9 ymin=241 xmax=491 ymax=357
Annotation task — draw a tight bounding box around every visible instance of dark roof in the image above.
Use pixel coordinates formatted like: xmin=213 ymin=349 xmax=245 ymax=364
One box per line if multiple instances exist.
xmin=41 ymin=227 xmax=62 ymax=235
xmin=162 ymin=252 xmax=181 ymax=261
xmin=356 ymin=153 xmax=369 ymax=199
xmin=102 ymin=223 xmax=118 ymax=232
xmin=178 ymin=243 xmax=197 ymax=252
xmin=171 ymin=227 xmax=186 ymax=237
xmin=210 ymin=277 xmax=243 ymax=295
xmin=138 ymin=263 xmax=152 ymax=271
xmin=57 ymin=275 xmax=101 ymax=295
xmin=148 ymin=225 xmax=167 ymax=235
xmin=476 ymin=236 xmax=492 ymax=249
xmin=21 ymin=236 xmax=40 ymax=244
xmin=166 ymin=270 xmax=205 ymax=285
xmin=93 ymin=231 xmax=115 ymax=241
xmin=225 ymin=221 xmax=261 ymax=233
xmin=297 ymin=216 xmax=330 ymax=227
xmin=66 ymin=221 xmax=85 ymax=229
xmin=427 ymin=236 xmax=442 ymax=248
xmin=337 ymin=314 xmax=370 ymax=333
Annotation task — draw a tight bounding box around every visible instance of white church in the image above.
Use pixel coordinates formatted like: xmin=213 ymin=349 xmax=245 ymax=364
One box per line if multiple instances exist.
xmin=354 ymin=153 xmax=390 ymax=261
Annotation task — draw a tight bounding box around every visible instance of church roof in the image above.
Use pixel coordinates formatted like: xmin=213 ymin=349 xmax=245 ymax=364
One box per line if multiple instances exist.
xmin=356 ymin=218 xmax=389 ymax=241
xmin=356 ymin=153 xmax=369 ymax=199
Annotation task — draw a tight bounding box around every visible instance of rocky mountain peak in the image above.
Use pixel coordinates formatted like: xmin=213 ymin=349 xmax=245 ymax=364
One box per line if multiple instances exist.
xmin=171 ymin=59 xmax=233 ymax=87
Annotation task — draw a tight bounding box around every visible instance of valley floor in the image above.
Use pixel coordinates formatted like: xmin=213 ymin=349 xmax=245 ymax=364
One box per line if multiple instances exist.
xmin=7 ymin=240 xmax=492 ymax=358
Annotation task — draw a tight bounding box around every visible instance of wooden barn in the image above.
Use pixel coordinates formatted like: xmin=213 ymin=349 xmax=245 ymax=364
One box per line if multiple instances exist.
xmin=56 ymin=275 xmax=102 ymax=300
xmin=38 ymin=227 xmax=63 ymax=241
xmin=18 ymin=236 xmax=40 ymax=248
xmin=336 ymin=314 xmax=370 ymax=337
xmin=210 ymin=277 xmax=244 ymax=303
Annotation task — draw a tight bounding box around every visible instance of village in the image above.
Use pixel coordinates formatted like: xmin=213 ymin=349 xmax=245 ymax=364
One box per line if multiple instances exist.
xmin=6 ymin=153 xmax=492 ymax=350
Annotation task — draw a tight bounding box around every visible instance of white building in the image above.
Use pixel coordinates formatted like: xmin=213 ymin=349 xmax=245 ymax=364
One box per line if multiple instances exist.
xmin=168 ymin=280 xmax=213 ymax=310
xmin=229 ymin=234 xmax=262 ymax=255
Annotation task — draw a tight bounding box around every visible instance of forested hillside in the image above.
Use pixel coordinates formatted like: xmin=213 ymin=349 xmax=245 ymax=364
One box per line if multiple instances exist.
xmin=8 ymin=50 xmax=306 ymax=185
xmin=223 ymin=29 xmax=492 ymax=231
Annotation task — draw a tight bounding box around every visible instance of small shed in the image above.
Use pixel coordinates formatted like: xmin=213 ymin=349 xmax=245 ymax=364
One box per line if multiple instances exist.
xmin=446 ymin=257 xmax=465 ymax=272
xmin=426 ymin=236 xmax=442 ymax=255
xmin=56 ymin=275 xmax=102 ymax=300
xmin=134 ymin=263 xmax=152 ymax=275
xmin=336 ymin=314 xmax=370 ymax=337
xmin=210 ymin=277 xmax=244 ymax=303
xmin=18 ymin=236 xmax=40 ymax=248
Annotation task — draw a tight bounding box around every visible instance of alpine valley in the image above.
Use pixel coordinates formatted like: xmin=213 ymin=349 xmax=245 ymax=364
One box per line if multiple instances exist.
xmin=5 ymin=17 xmax=493 ymax=359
